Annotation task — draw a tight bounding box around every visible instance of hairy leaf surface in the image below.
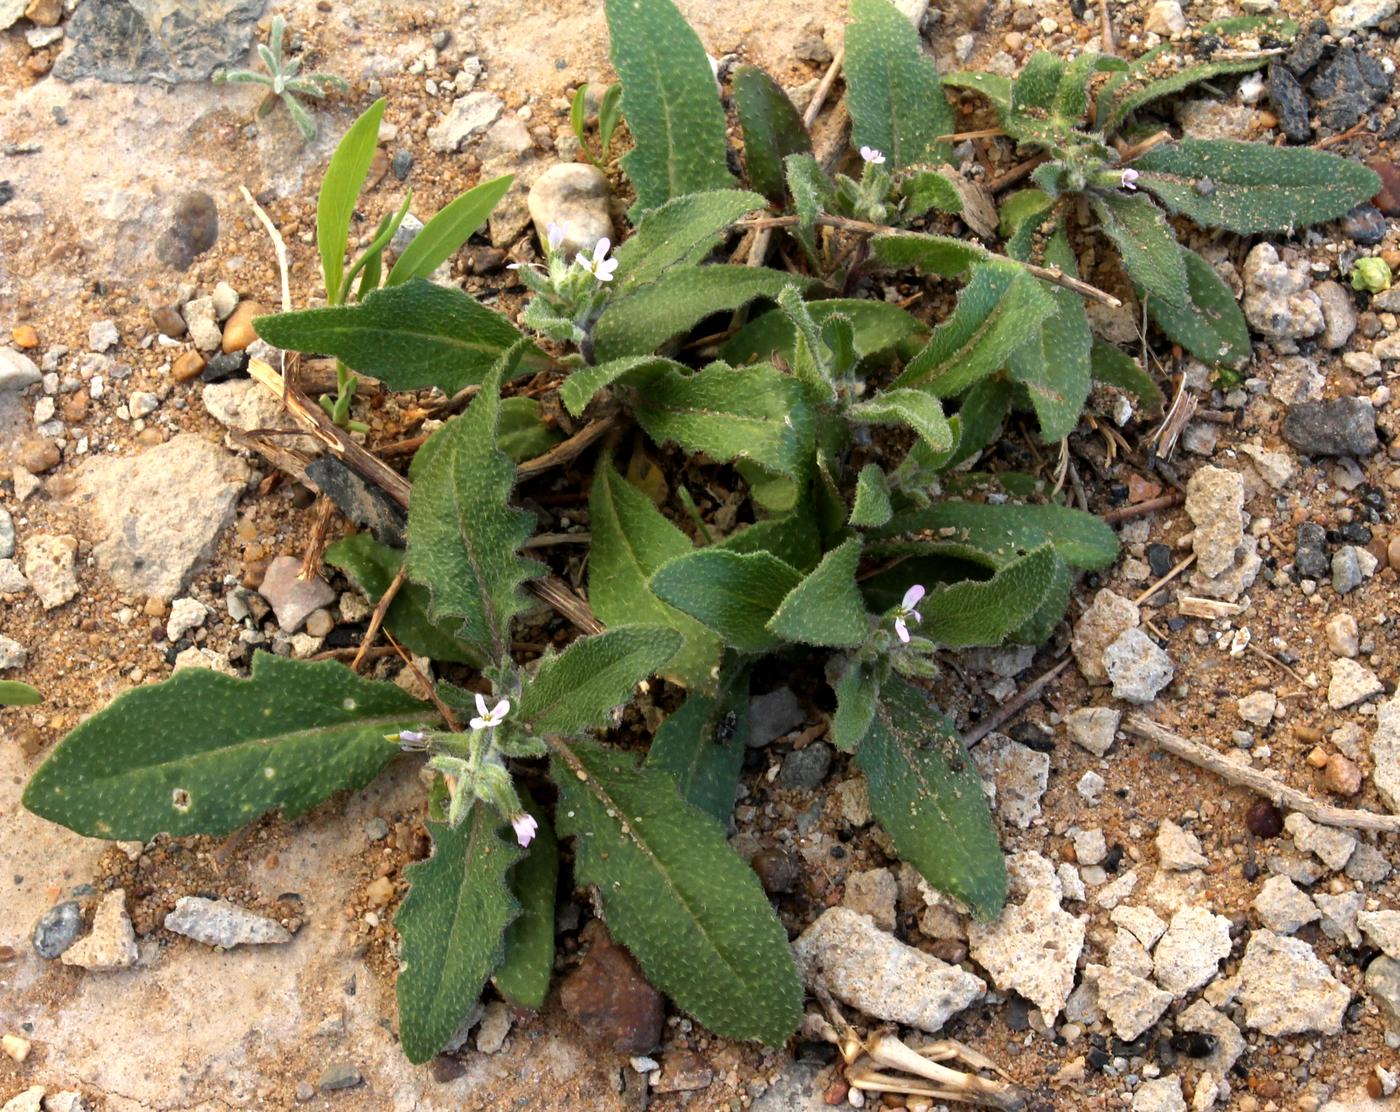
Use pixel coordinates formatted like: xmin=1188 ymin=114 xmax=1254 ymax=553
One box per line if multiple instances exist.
xmin=768 ymin=538 xmax=869 ymax=647
xmin=651 ymin=550 xmax=802 ymax=653
xmin=922 ymin=544 xmax=1057 ymax=646
xmin=612 ymin=191 xmax=769 ymax=290
xmin=1091 ymin=190 xmax=1188 ymax=308
xmin=493 ymin=792 xmax=558 ymax=1009
xmin=646 ymin=663 xmax=750 ymax=822
xmin=876 ymin=499 xmax=1119 ymax=569
xmin=733 ymin=66 xmax=812 ymax=203
xmin=1143 ymin=244 xmax=1250 ymax=368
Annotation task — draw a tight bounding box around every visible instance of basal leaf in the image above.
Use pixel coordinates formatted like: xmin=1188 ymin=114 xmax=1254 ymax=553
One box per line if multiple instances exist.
xmin=876 ymin=499 xmax=1119 ymax=570
xmin=588 ymin=459 xmax=721 ymax=689
xmin=845 ymin=0 xmax=953 ymax=169
xmin=551 ymin=739 xmax=802 ymax=1044
xmin=715 ymin=510 xmax=824 ymax=573
xmin=1090 ymin=337 xmax=1165 ymax=412
xmin=1143 ymin=244 xmax=1250 ymax=368
xmin=831 ymin=656 xmax=878 ymax=752
xmin=1012 ymin=51 xmax=1065 ymax=115
xmin=605 ymin=0 xmax=736 ymax=216
xmin=785 ymin=152 xmax=836 ymax=238
xmin=319 ymin=98 xmax=386 ymax=304
xmin=869 ymin=231 xmax=986 ymax=277
xmin=646 ymin=662 xmax=750 ymax=823
xmin=894 ymin=261 xmax=1056 ymax=396
xmin=612 ymin=191 xmax=769 ymax=291
xmin=943 ymin=376 xmax=1013 ymax=470
xmin=496 ymin=396 xmax=565 ymax=462
xmin=0 ymin=680 xmax=41 ymax=706
xmin=856 ymin=678 xmax=1007 ymax=918
xmin=562 ymin=355 xmax=683 ymax=418
xmin=325 ymin=534 xmax=485 ymax=665
xmin=850 ymin=464 xmax=893 ymax=528
xmin=651 ymin=549 xmax=802 ymax=653
xmin=768 ymin=538 xmax=869 ymax=647
xmin=1052 ymin=52 xmax=1129 ymax=126
xmin=941 ymin=70 xmax=1013 ymax=114
xmin=255 ymin=279 xmax=537 ymax=395
xmin=1094 ymin=47 xmax=1266 ymax=134
xmin=517 ymin=625 xmax=683 ymax=736
xmin=848 ymin=388 xmax=953 ymax=455
xmin=1131 ymin=138 xmax=1382 ymax=234
xmin=22 ymin=654 xmax=430 ymax=840
xmin=1008 ymin=551 xmax=1073 ymax=644
xmin=387 ymin=174 xmax=514 ymax=286
xmin=922 ymin=544 xmax=1057 ymax=647
xmin=405 ymin=349 xmax=543 ymax=663
xmin=493 ymin=791 xmax=558 ymax=1009
xmin=396 ymin=805 xmax=522 ymax=1062
xmin=1090 ymin=190 xmax=1188 ymax=308
xmin=721 ymin=299 xmax=922 ymax=368
xmin=899 ymin=170 xmax=964 ymax=219
xmin=733 ymin=65 xmax=813 ymax=203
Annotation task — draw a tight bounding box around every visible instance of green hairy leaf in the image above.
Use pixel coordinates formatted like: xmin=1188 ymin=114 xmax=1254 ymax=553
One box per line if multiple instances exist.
xmin=716 ymin=510 xmax=823 ymax=573
xmin=941 ymin=70 xmax=1012 ymax=112
xmin=631 ymin=361 xmax=815 ymax=481
xmin=562 ymin=355 xmax=684 ymax=418
xmin=1052 ymin=52 xmax=1129 ymax=125
xmin=255 ymin=280 xmax=535 ymax=396
xmin=899 ymin=171 xmax=963 ymax=218
xmin=831 ymin=657 xmax=878 ymax=752
xmin=1131 ymin=138 xmax=1382 ymax=234
xmin=768 ymin=538 xmax=869 ymax=647
xmin=517 ymin=625 xmax=683 ymax=736
xmin=396 ymin=805 xmax=522 ymax=1062
xmin=23 ymin=654 xmax=429 ymax=840
xmin=1143 ymin=245 xmax=1250 ymax=368
xmin=405 ymin=349 xmax=543 ymax=663
xmin=894 ymin=261 xmax=1056 ymax=396
xmin=612 ymin=191 xmax=769 ymax=291
xmin=1091 ymin=337 xmax=1165 ymax=411
xmin=387 ymin=174 xmax=514 ymax=286
xmin=325 ymin=534 xmax=485 ymax=664
xmin=845 ymin=0 xmax=953 ymax=169
xmin=733 ymin=65 xmax=813 ymax=203
xmin=0 ymin=680 xmax=41 ymax=706
xmin=944 ymin=377 xmax=1013 ymax=469
xmin=1096 ymin=50 xmax=1265 ymax=134
xmin=856 ymin=678 xmax=1007 ymax=918
xmin=722 ymin=299 xmax=922 ymax=368
xmin=494 ymin=792 xmax=558 ymax=1009
xmin=1012 ymin=51 xmax=1064 ymax=115
xmin=922 ymin=544 xmax=1057 ymax=647
xmin=785 ymin=152 xmax=837 ymax=238
xmin=599 ymin=83 xmax=624 ymax=153
xmin=604 ymin=0 xmax=736 ymax=216
xmin=646 ymin=663 xmax=750 ymax=822
xmin=848 ymin=388 xmax=954 ymax=455
xmin=552 ymin=739 xmax=802 ymax=1044
xmin=850 ymin=463 xmax=893 ymax=528
xmin=877 ymin=499 xmax=1119 ymax=569
xmin=319 ymin=98 xmax=385 ymax=304
xmin=588 ymin=459 xmax=721 ymax=689
xmin=869 ymin=231 xmax=987 ymax=278
xmin=1008 ymin=551 xmax=1073 ymax=645
xmin=594 ymin=267 xmax=808 ymax=360
xmin=1090 ymin=190 xmax=1188 ymax=308
xmin=651 ymin=549 xmax=803 ymax=653
xmin=496 ymin=396 xmax=565 ymax=462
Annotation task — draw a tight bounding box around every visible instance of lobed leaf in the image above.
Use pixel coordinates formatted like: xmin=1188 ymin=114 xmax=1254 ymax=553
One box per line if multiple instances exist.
xmin=767 ymin=538 xmax=869 ymax=647
xmin=386 ymin=174 xmax=514 ymax=286
xmin=733 ymin=65 xmax=813 ymax=203
xmin=651 ymin=549 xmax=802 ymax=653
xmin=612 ymin=191 xmax=769 ymax=291
xmin=318 ymin=98 xmax=386 ymax=304
xmin=1142 ymin=244 xmax=1250 ymax=368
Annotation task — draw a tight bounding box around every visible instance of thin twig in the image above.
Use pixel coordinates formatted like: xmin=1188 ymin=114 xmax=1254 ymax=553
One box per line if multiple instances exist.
xmin=963 ymin=657 xmax=1071 ymax=748
xmin=1124 ymin=715 xmax=1400 ymax=833
xmin=523 ymin=532 xmax=591 ymax=548
xmin=1133 ymin=551 xmax=1195 ymax=606
xmin=300 ymin=496 xmax=337 ymax=580
xmin=352 ymin=563 xmax=407 ymax=673
xmin=1100 ymin=491 xmax=1184 ymax=523
xmin=935 ymin=127 xmax=1007 ymax=142
xmin=804 ymin=46 xmax=846 ymax=129
xmin=986 ymin=153 xmax=1047 ymax=193
xmin=516 ymin=415 xmax=618 ymax=481
xmin=385 ymin=630 xmax=461 ymax=732
xmin=1247 ymin=641 xmax=1317 ymax=689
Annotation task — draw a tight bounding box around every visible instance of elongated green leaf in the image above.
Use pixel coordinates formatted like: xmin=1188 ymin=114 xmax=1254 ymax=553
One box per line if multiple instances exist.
xmin=869 ymin=231 xmax=986 ymax=277
xmin=785 ymin=153 xmax=836 ymax=238
xmin=1143 ymin=244 xmax=1250 ymax=368
xmin=831 ymin=657 xmax=878 ymax=752
xmin=605 ymin=0 xmax=736 ymax=216
xmin=255 ymin=280 xmax=535 ymax=395
xmin=646 ymin=663 xmax=749 ymax=823
xmin=1009 ymin=551 xmax=1073 ymax=644
xmin=716 ymin=510 xmax=823 ymax=573
xmin=319 ymin=98 xmax=386 ymax=304
xmin=850 ymin=464 xmax=893 ymax=528
xmin=588 ymin=460 xmax=721 ymax=689
xmin=848 ymin=388 xmax=953 ymax=454
xmin=651 ymin=549 xmax=802 ymax=652
xmin=494 ymin=790 xmax=558 ymax=1009
xmin=1052 ymin=52 xmax=1129 ymax=125
xmin=845 ymin=0 xmax=952 ymax=169
xmin=1008 ymin=227 xmax=1092 ymax=442
xmin=387 ymin=174 xmax=514 ymax=286
xmin=944 ymin=376 xmax=1013 ymax=469
xmin=999 ymin=188 xmax=1053 ymax=240
xmin=562 ymin=355 xmax=681 ymax=417
xmin=552 ymin=739 xmax=802 ymax=1044
xmin=1090 ymin=190 xmax=1188 ymax=308
xmin=768 ymin=538 xmax=869 ymax=647
xmin=900 ymin=171 xmax=963 ymax=218
xmin=856 ymin=678 xmax=1006 ymax=918
xmin=22 ymin=654 xmax=430 ymax=840
xmin=941 ymin=70 xmax=1013 ymax=113
xmin=631 ymin=361 xmax=814 ymax=481
xmin=894 ymin=261 xmax=1056 ymax=396
xmin=396 ymin=805 xmax=521 ymax=1062
xmin=1131 ymin=138 xmax=1382 ymax=234
xmin=496 ymin=396 xmax=564 ymax=462
xmin=594 ymin=266 xmax=808 ymax=360
xmin=721 ymin=299 xmax=922 ymax=368
xmin=0 ymin=680 xmax=41 ymax=706
xmin=1097 ymin=54 xmax=1267 ymax=135
xmin=876 ymin=499 xmax=1119 ymax=569
xmin=733 ymin=65 xmax=812 ymax=203
xmin=599 ymin=83 xmax=624 ymax=152
xmin=405 ymin=349 xmax=542 ymax=663
xmin=1012 ymin=51 xmax=1064 ymax=114
xmin=518 ymin=626 xmax=682 ymax=736
xmin=922 ymin=544 xmax=1056 ymax=647
xmin=343 ymin=193 xmax=413 ymax=301
xmin=325 ymin=534 xmax=484 ymax=664
xmin=612 ymin=191 xmax=769 ymax=291
xmin=1090 ymin=337 xmax=1164 ymax=412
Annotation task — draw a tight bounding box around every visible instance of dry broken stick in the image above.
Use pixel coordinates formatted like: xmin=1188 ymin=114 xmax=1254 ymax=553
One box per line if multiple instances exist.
xmin=1124 ymin=715 xmax=1400 ymax=834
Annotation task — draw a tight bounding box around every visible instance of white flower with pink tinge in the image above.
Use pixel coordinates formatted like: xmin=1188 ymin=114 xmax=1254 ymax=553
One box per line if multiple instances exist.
xmin=859 ymin=145 xmax=887 ymax=165
xmin=893 ymin=584 xmax=925 ymax=643
xmin=511 ymin=813 xmax=538 ymax=847
xmin=577 ymin=237 xmax=618 ymax=282
xmin=546 ymin=221 xmax=568 ymax=251
xmin=1120 ymin=168 xmax=1140 ymax=191
xmin=470 ymin=693 xmax=510 ymax=731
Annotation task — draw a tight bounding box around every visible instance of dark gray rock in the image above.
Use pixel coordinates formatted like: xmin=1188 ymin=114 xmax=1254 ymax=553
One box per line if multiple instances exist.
xmin=1282 ymin=397 xmax=1379 ymax=457
xmin=747 ymin=687 xmax=805 ymax=748
xmin=306 ymin=456 xmax=407 ymax=547
xmin=32 ymin=900 xmax=83 ymax=959
xmin=200 ymin=350 xmax=249 ymax=383
xmin=154 ymin=191 xmax=219 ymax=270
xmin=1266 ymin=63 xmax=1311 ymax=143
xmin=391 ymin=149 xmax=414 ymax=181
xmin=1342 ymin=203 xmax=1387 ymax=246
xmin=1295 ymin=522 xmax=1330 ymax=579
xmin=54 ymin=0 xmax=267 ymax=84
xmin=1284 ymin=19 xmax=1330 ymax=76
xmin=778 ymin=742 xmax=832 ymax=791
xmin=1309 ymin=47 xmax=1391 ymax=132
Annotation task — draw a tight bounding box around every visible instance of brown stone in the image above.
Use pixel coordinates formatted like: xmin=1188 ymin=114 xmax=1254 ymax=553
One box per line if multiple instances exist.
xmin=559 ymin=933 xmax=664 ymax=1054
xmin=1322 ymin=754 xmax=1363 ymax=797
xmin=61 ymin=393 xmax=90 ymax=423
xmin=24 ymin=0 xmax=63 ymax=26
xmin=1371 ymin=158 xmax=1400 ymax=217
xmin=152 ymin=304 xmax=187 ymax=338
xmin=221 ymin=301 xmax=263 ymax=353
xmin=25 ymin=52 xmax=52 ymax=75
xmin=10 ymin=324 xmax=38 ymax=348
xmin=172 ymin=350 xmax=206 ymax=382
xmin=18 ymin=438 xmax=60 ymax=474
xmin=1390 ymin=534 xmax=1400 ymax=574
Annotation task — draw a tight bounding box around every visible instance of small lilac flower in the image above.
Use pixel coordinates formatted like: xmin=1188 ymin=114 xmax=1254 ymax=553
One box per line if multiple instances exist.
xmin=546 ymin=221 xmax=568 ymax=251
xmin=1120 ymin=168 xmax=1140 ymax=191
xmin=893 ymin=583 xmax=925 ymax=644
xmin=397 ymin=729 xmax=428 ymax=745
xmin=578 ymin=237 xmax=618 ymax=282
xmin=511 ymin=813 xmax=539 ymax=848
xmin=859 ymin=146 xmax=887 ymax=165
xmin=470 ymin=693 xmax=511 ymax=731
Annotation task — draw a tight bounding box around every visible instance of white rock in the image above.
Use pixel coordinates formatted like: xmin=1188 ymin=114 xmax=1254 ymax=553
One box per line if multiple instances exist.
xmin=1 ymin=1088 xmax=44 ymax=1112
xmin=1185 ymin=466 xmax=1244 ymax=579
xmin=1007 ymin=850 xmax=1063 ymax=902
xmin=1242 ymin=243 xmax=1324 ymax=339
xmin=1093 ymin=964 xmax=1172 ymax=1040
xmin=211 ymin=281 xmax=240 ymax=321
xmin=1236 ymin=929 xmax=1350 ymax=1035
xmin=166 ymin=596 xmax=208 ymax=642
xmin=1315 ymin=890 xmax=1365 ymax=946
xmin=1104 ymin=628 xmax=1175 ymax=704
xmin=1285 ymin=812 xmax=1357 ymax=872
xmin=1077 ymin=770 xmax=1106 ymax=803
xmin=1236 ymin=691 xmax=1277 ymax=728
xmin=1066 ymin=706 xmax=1120 ymax=756
xmin=0 ymin=348 xmax=41 ymax=392
xmin=793 ymin=907 xmax=985 ymax=1032
xmin=972 ymin=734 xmax=1049 ymax=829
xmin=183 ymin=296 xmax=222 ymax=353
xmin=1176 ymin=999 xmax=1247 ymax=1077
xmin=842 ymin=867 xmax=897 ymax=931
xmin=1325 ymin=612 xmax=1361 ymax=658
xmin=0 ymin=633 xmax=26 ymax=671
xmin=428 ymin=91 xmax=505 ymax=152
xmin=1358 ymin=910 xmax=1400 ymax=960
xmin=1238 ymin=444 xmax=1295 ymax=489
xmin=1153 ymin=906 xmax=1232 ymax=995
xmin=22 ymin=534 xmax=79 ymax=610
xmin=1375 ymin=694 xmax=1400 ymax=814
xmin=88 ymin=319 xmax=119 ymax=352
xmin=172 ymin=646 xmax=237 ymax=675
xmin=1329 ymin=657 xmax=1383 ymax=710
xmin=1058 ymin=863 xmax=1087 ymax=902
xmin=60 ymin=889 xmax=139 ymax=971
xmin=1074 ymin=829 xmax=1108 ymax=867
xmin=1156 ymin=820 xmax=1208 ymax=871
xmin=475 ymin=1000 xmax=513 ymax=1053
xmin=1112 ymin=905 xmax=1167 ymax=949
xmin=1096 ymin=869 xmax=1139 ymax=910
xmin=527 ymin=163 xmax=613 ymax=258
xmin=1108 ymin=929 xmax=1154 ymax=978
xmin=164 ymin=896 xmax=293 ymax=948
xmin=1252 ymin=875 xmax=1320 ymax=934
xmin=968 ymin=888 xmax=1084 ymax=1021
xmin=1072 ymin=589 xmax=1140 ymax=685
xmin=1134 ymin=1076 xmax=1186 ymax=1112
xmin=1330 ymin=0 xmax=1397 ymax=30
xmin=129 ymin=391 xmax=160 ymax=419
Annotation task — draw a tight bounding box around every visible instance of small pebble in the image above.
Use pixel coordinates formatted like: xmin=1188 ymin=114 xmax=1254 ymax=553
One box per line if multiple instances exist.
xmin=1322 ymin=753 xmax=1363 ymax=796
xmin=1245 ymin=799 xmax=1284 ymax=838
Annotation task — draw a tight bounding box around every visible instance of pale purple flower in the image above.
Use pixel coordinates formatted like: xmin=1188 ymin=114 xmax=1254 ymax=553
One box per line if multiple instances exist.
xmin=546 ymin=221 xmax=568 ymax=251
xmin=397 ymin=729 xmax=427 ymax=744
xmin=578 ymin=237 xmax=618 ymax=282
xmin=859 ymin=146 xmax=887 ymax=165
xmin=511 ymin=813 xmax=539 ymax=848
xmin=893 ymin=583 xmax=925 ymax=644
xmin=1120 ymin=168 xmax=1140 ymax=191
xmin=470 ymin=693 xmax=511 ymax=731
